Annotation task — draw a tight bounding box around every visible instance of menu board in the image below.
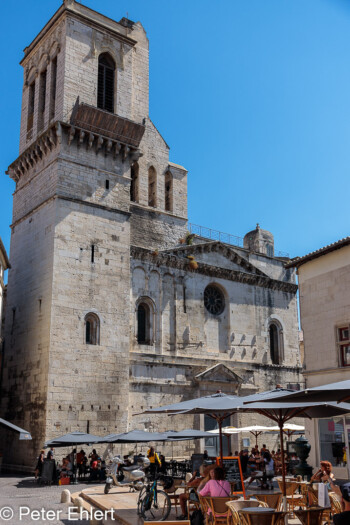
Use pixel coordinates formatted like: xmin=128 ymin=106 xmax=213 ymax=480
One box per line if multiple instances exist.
xmin=191 ymin=454 xmax=205 ymax=475
xmin=216 ymin=456 xmax=245 ymax=497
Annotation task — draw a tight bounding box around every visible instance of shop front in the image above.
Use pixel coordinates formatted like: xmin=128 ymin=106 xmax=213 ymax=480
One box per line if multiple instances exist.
xmin=310 ymin=415 xmax=350 ymax=480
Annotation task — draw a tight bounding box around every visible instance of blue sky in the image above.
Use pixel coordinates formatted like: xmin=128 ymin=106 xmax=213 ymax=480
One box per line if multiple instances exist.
xmin=1 ymin=0 xmax=350 ymax=261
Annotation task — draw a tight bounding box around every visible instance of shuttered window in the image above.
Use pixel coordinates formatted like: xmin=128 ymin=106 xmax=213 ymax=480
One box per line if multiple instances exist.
xmin=97 ymin=53 xmax=115 ymax=113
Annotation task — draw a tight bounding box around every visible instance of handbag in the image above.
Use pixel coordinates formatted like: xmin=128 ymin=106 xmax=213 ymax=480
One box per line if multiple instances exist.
xmin=189 ymin=489 xmax=199 ymax=502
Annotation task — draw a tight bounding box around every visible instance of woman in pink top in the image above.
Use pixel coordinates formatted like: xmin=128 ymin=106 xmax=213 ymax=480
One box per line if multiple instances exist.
xmin=199 ymin=466 xmax=231 ymax=498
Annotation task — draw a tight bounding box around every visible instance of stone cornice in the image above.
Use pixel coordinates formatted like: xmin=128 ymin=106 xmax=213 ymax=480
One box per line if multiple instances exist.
xmin=129 ymin=353 xmax=302 ymax=373
xmin=163 ymin=241 xmax=269 ymax=277
xmin=131 ymin=246 xmax=298 ymax=293
xmin=7 ymin=121 xmax=142 ymax=183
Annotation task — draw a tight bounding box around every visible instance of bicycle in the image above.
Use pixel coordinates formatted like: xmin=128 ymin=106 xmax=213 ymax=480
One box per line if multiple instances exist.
xmin=138 ymin=475 xmax=171 ymax=521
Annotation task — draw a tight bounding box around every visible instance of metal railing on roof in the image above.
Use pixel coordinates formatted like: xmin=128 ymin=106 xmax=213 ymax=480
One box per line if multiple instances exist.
xmin=188 ymin=223 xmax=289 ymax=258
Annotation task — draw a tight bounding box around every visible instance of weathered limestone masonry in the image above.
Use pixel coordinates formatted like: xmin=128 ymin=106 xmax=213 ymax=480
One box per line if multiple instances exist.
xmin=1 ymin=0 xmax=301 ymax=468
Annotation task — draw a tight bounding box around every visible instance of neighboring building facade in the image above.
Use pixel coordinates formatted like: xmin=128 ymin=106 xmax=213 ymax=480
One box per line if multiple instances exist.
xmin=0 ymin=237 xmax=10 ymax=361
xmin=286 ymin=237 xmax=350 ymax=479
xmin=1 ymin=0 xmax=302 ymax=468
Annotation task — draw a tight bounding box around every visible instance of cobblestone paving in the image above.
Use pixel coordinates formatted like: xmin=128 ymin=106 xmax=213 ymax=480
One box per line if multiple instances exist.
xmin=0 ymin=475 xmax=91 ymax=524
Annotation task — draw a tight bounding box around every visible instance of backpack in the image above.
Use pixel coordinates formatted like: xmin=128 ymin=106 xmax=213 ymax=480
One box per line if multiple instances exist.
xmin=190 ymin=509 xmax=204 ymax=525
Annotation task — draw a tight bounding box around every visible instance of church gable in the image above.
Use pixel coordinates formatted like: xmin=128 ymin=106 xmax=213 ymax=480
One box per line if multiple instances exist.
xmin=163 ymin=241 xmax=269 ymax=277
xmin=195 ymin=363 xmax=243 ymax=387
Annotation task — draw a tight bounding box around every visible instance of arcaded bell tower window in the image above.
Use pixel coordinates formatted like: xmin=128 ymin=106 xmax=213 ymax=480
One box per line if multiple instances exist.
xmin=97 ymin=53 xmax=115 ymax=113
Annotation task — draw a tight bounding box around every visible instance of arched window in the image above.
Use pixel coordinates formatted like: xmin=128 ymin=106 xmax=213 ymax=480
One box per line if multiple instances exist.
xmin=148 ymin=166 xmax=157 ymax=207
xmin=165 ymin=171 xmax=173 ymax=212
xmin=137 ymin=302 xmax=151 ymax=344
xmin=97 ymin=53 xmax=115 ymax=113
xmin=85 ymin=313 xmax=100 ymax=345
xmin=269 ymin=322 xmax=283 ymax=364
xmin=130 ymin=162 xmax=139 ymax=202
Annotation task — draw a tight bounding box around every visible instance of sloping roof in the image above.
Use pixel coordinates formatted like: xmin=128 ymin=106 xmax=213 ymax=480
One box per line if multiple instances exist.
xmin=285 ymin=236 xmax=350 ymax=269
xmin=0 ymin=237 xmax=10 ymax=270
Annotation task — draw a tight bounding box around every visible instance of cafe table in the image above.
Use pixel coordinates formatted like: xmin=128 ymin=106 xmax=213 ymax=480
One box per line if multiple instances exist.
xmin=239 ymin=507 xmax=286 ymax=525
xmin=294 ymin=506 xmax=331 ymax=525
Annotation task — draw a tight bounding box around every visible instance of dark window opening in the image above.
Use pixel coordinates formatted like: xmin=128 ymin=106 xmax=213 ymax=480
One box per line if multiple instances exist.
xmin=27 ymin=81 xmax=35 ymax=131
xmin=137 ymin=303 xmax=151 ymax=344
xmin=91 ymin=244 xmax=95 ymax=263
xmin=38 ymin=69 xmax=47 ymax=132
xmin=270 ymin=324 xmax=280 ymax=364
xmin=85 ymin=313 xmax=100 ymax=345
xmin=130 ymin=162 xmax=139 ymax=202
xmin=105 ymin=180 xmax=110 ymax=190
xmin=50 ymin=57 xmax=57 ymax=121
xmin=97 ymin=53 xmax=115 ymax=113
xmin=148 ymin=166 xmax=157 ymax=207
xmin=86 ymin=321 xmax=92 ymax=343
xmin=165 ymin=171 xmax=173 ymax=212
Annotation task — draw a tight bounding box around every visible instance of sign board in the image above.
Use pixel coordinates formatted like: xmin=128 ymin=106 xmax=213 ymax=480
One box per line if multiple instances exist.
xmin=216 ymin=456 xmax=245 ymax=498
xmin=191 ymin=454 xmax=205 ymax=475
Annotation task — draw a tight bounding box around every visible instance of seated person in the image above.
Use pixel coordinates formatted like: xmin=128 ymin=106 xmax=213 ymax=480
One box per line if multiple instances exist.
xmin=177 ymin=465 xmax=215 ymax=520
xmin=199 ymin=466 xmax=231 ymax=498
xmin=333 ymin=482 xmax=350 ymax=525
xmin=311 ymin=460 xmax=335 ymax=485
xmin=60 ymin=457 xmax=72 ymax=478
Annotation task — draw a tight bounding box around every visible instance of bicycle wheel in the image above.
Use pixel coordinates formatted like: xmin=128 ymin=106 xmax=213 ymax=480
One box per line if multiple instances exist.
xmin=142 ymin=489 xmax=171 ymax=521
xmin=137 ymin=486 xmax=148 ymax=515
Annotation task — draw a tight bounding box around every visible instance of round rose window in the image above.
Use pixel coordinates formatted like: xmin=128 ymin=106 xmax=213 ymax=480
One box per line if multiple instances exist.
xmin=204 ymin=285 xmax=225 ymax=315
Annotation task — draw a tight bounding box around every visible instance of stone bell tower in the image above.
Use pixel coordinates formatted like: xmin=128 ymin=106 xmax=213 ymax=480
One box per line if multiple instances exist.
xmin=2 ymin=0 xmax=187 ymax=467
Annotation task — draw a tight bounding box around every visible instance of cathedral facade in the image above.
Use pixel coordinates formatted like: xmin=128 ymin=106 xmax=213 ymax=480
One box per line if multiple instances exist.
xmin=1 ymin=0 xmax=302 ymax=468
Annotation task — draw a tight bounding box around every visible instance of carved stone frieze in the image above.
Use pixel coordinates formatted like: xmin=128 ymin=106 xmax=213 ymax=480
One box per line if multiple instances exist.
xmin=130 ymin=245 xmax=298 ymax=293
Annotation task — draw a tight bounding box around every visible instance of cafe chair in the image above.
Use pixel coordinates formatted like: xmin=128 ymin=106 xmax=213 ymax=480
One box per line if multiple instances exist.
xmin=277 ymin=480 xmax=305 ymax=515
xmin=199 ymin=496 xmax=232 ymax=525
xmin=253 ymin=493 xmax=282 ymax=511
xmin=239 ymin=510 xmax=286 ymax=525
xmin=226 ymin=500 xmax=266 ymax=525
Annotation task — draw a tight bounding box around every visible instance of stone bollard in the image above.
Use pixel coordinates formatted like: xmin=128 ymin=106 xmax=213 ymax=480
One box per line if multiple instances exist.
xmin=74 ymin=497 xmax=84 ymax=510
xmin=60 ymin=489 xmax=71 ymax=503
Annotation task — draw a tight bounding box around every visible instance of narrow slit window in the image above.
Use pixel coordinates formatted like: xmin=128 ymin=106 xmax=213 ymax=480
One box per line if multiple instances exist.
xmin=37 ymin=69 xmax=47 ymax=132
xmin=27 ymin=81 xmax=35 ymax=132
xmin=50 ymin=57 xmax=57 ymax=121
xmin=91 ymin=245 xmax=95 ymax=263
xmin=130 ymin=162 xmax=139 ymax=202
xmin=97 ymin=53 xmax=115 ymax=113
xmin=148 ymin=166 xmax=157 ymax=207
xmin=165 ymin=171 xmax=173 ymax=212
xmin=105 ymin=180 xmax=110 ymax=190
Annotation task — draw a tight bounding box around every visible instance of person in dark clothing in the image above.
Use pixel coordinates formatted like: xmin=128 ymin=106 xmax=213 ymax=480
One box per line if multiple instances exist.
xmin=239 ymin=450 xmax=249 ymax=476
xmin=333 ymin=482 xmax=350 ymax=525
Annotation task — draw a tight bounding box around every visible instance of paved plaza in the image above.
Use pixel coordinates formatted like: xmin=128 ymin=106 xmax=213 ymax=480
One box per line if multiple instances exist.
xmin=0 ymin=474 xmax=89 ymax=524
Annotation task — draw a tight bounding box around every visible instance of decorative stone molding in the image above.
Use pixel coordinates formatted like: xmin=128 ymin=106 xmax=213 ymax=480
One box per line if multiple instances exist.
xmin=7 ymin=122 xmax=142 ymax=182
xmin=131 ymin=245 xmax=298 ymax=294
xmin=164 ymin=241 xmax=269 ymax=277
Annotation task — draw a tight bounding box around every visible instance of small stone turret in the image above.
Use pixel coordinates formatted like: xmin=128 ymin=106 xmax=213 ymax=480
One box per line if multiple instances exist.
xmin=243 ymin=224 xmax=274 ymax=257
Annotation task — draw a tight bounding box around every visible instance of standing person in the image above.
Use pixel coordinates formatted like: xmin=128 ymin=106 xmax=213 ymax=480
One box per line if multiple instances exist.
xmin=240 ymin=449 xmax=249 ymax=477
xmin=47 ymin=447 xmax=54 ymax=460
xmin=147 ymin=446 xmax=161 ymax=479
xmin=89 ymin=449 xmax=98 ymax=465
xmin=35 ymin=449 xmax=45 ymax=480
